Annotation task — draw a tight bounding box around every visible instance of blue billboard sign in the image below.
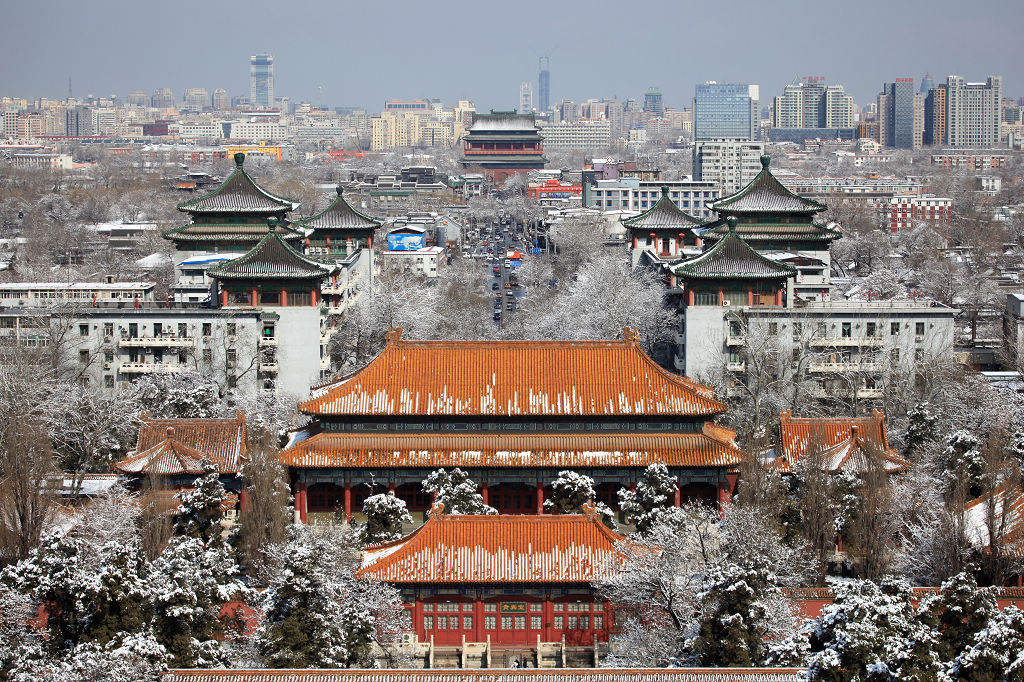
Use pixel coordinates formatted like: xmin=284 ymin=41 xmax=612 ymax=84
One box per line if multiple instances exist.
xmin=387 ymin=233 xmax=424 ymax=251
xmin=510 ymin=259 xmax=522 ymax=268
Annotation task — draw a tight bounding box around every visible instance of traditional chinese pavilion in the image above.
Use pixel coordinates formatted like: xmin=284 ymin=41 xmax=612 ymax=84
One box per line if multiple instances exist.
xmin=771 ymin=410 xmax=908 ymax=474
xmin=296 ymin=186 xmax=380 ymax=262
xmin=112 ymin=413 xmax=247 ymax=509
xmin=358 ymin=504 xmax=624 ymax=665
xmin=670 ymin=218 xmax=797 ymax=308
xmin=621 ymin=186 xmax=703 ymax=268
xmin=278 ymin=329 xmax=742 ymax=523
xmin=163 ymin=152 xmax=303 ymax=258
xmin=699 ymin=156 xmax=839 ymax=301
xmin=460 ymin=112 xmax=547 ymax=184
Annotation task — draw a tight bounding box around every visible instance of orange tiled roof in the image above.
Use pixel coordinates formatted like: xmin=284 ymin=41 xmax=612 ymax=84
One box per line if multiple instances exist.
xmin=300 ymin=330 xmax=726 ymax=418
xmin=358 ymin=508 xmax=627 ymax=584
xmin=278 ymin=424 xmax=741 ymax=469
xmin=163 ymin=669 xmax=808 ymax=682
xmin=964 ymin=482 xmax=1024 ymax=554
xmin=113 ymin=413 xmax=246 ymax=475
xmin=775 ymin=410 xmax=907 ymax=474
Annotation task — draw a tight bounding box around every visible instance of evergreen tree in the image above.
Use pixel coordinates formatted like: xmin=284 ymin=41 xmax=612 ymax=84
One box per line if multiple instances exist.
xmin=150 ymin=536 xmax=237 ymax=668
xmin=421 ymin=468 xmax=496 ymax=515
xmin=173 ymin=461 xmax=226 ymax=546
xmin=918 ymin=572 xmax=998 ymax=666
xmin=906 ymin=401 xmax=939 ymax=455
xmin=360 ymin=492 xmax=412 ymax=546
xmin=942 ymin=431 xmax=985 ymax=498
xmin=255 ymin=526 xmax=407 ymax=668
xmin=948 ymin=605 xmax=1024 ymax=681
xmin=545 ymin=470 xmax=617 ymax=527
xmin=618 ymin=462 xmax=679 ymax=535
xmin=685 ymin=561 xmax=789 ymax=667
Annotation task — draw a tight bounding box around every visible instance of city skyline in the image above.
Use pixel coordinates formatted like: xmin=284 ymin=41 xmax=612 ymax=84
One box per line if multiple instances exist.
xmin=2 ymin=0 xmax=1022 ymax=112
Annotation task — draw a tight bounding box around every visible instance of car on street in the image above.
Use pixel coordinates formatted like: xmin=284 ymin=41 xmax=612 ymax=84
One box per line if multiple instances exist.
xmin=491 ymin=282 xmax=499 ymax=290
xmin=504 ymin=259 xmax=511 ymax=268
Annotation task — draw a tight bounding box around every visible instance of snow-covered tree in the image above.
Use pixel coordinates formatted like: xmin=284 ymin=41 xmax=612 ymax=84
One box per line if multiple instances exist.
xmin=150 ymin=536 xmax=238 ymax=668
xmin=421 ymin=468 xmax=496 ymax=515
xmin=173 ymin=462 xmax=226 ymax=546
xmin=802 ymin=578 xmax=941 ymax=682
xmin=360 ymin=492 xmax=412 ymax=545
xmin=942 ymin=430 xmax=985 ymax=498
xmin=0 ymin=582 xmax=41 ymax=679
xmin=685 ymin=560 xmax=798 ymax=667
xmin=10 ymin=631 xmax=167 ymax=682
xmin=906 ymin=401 xmax=939 ymax=456
xmin=544 ymin=470 xmax=616 ymax=527
xmin=617 ymin=462 xmax=678 ymax=535
xmin=948 ymin=605 xmax=1024 ymax=681
xmin=254 ymin=525 xmax=408 ymax=668
xmin=918 ymin=572 xmax=998 ymax=666
xmin=237 ymin=444 xmax=293 ymax=579
xmin=128 ymin=370 xmax=222 ymax=418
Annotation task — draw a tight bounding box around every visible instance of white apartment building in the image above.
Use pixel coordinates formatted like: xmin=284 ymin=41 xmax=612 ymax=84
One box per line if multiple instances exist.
xmin=227 ymin=121 xmax=289 ymax=141
xmin=586 ymin=179 xmax=719 ymax=221
xmin=538 ymin=120 xmax=612 ymax=152
xmin=693 ymin=139 xmax=766 ymax=194
xmin=947 ymin=75 xmax=1003 ymax=148
xmin=381 ymin=245 xmax=447 ymax=278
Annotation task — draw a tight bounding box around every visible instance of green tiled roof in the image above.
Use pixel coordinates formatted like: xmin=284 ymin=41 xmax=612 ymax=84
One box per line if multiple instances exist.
xmin=208 ymin=220 xmax=334 ymax=281
xmin=296 ymin=187 xmax=381 ymax=233
xmin=700 ymin=218 xmax=840 ymax=243
xmin=176 ymin=152 xmax=298 ymax=215
xmin=711 ymin=156 xmax=826 ymax=215
xmin=622 ymin=187 xmax=702 ymax=231
xmin=673 ymin=219 xmax=797 ymax=281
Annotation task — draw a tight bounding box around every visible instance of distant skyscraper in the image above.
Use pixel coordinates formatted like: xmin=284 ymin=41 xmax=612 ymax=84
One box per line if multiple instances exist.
xmin=946 ymin=75 xmax=1002 ymax=147
xmin=212 ymin=88 xmax=230 ymax=111
xmin=643 ymin=87 xmax=664 ymax=117
xmin=920 ymin=74 xmax=935 ymax=94
xmin=126 ymin=89 xmax=147 ymax=107
xmin=150 ymin=88 xmax=175 ymax=109
xmin=924 ymin=85 xmax=947 ymax=146
xmin=878 ymin=79 xmax=920 ymax=149
xmin=249 ymin=54 xmax=274 ymax=108
xmin=519 ymin=82 xmax=533 ymax=114
xmin=693 ymin=82 xmax=759 ymax=141
xmin=182 ymin=88 xmax=209 ymax=112
xmin=538 ymin=57 xmax=550 ymax=113
xmin=556 ymin=98 xmax=578 ymax=124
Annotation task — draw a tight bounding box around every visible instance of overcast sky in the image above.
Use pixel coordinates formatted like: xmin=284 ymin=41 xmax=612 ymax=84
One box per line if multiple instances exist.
xmin=3 ymin=0 xmax=1022 ymax=112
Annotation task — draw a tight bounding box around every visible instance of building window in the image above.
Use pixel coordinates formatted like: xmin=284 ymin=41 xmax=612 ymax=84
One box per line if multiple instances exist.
xmin=202 ymin=323 xmax=212 ymax=337
xmin=568 ymin=616 xmax=578 ymax=629
xmin=104 ymin=350 xmax=113 ymax=363
xmin=916 ymin=322 xmax=925 ymax=336
xmin=891 ymin=322 xmax=900 ymax=335
xmin=530 ymin=603 xmax=543 ymax=612
xmin=915 ymin=349 xmax=923 ymax=361
xmin=501 ymin=616 xmax=514 ymax=629
xmin=580 ymin=615 xmax=590 ymax=629
xmin=79 ymin=349 xmax=89 ymax=364
xmin=484 ymin=603 xmax=497 ymax=612
xmin=768 ymin=322 xmax=778 ymax=335
xmin=227 ymin=323 xmax=237 ymax=336
xmin=104 ymin=375 xmax=114 ymax=388
xmin=202 ymin=348 xmax=212 ymax=363
xmin=423 ymin=616 xmax=433 ymax=630
xmin=423 ymin=603 xmax=434 ymax=612
xmin=79 ymin=324 xmax=89 ymax=337
xmin=866 ymin=322 xmax=877 ymax=337
xmin=463 ymin=616 xmax=473 ymax=630
xmin=841 ymin=322 xmax=852 ymax=337
xmin=594 ymin=615 xmax=604 ymax=630
xmin=514 ymin=616 xmax=526 ymax=630
xmin=485 ymin=616 xmax=496 ymax=629
xmin=530 ymin=616 xmax=542 ymax=630
xmin=554 ymin=616 xmax=564 ymax=629
xmin=103 ymin=323 xmax=113 ymax=337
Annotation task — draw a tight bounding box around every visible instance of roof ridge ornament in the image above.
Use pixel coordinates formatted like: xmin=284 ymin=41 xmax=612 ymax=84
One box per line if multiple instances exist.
xmin=726 ymin=216 xmax=738 ymax=233
xmin=622 ymin=327 xmax=640 ymax=343
xmin=582 ymin=500 xmax=597 ymax=519
xmin=429 ymin=502 xmax=445 ymax=519
xmin=760 ymin=154 xmax=770 ymax=169
xmin=385 ymin=327 xmax=404 ymax=345
xmin=661 ymin=185 xmax=670 ymax=197
xmin=336 ymin=185 xmax=344 ymax=196
xmin=267 ymin=216 xmax=278 ymax=232
xmin=234 ymin=152 xmax=245 ymax=167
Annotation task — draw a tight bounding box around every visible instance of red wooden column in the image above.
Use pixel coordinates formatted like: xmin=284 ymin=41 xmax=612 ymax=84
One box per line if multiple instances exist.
xmin=474 ymin=599 xmax=485 ymax=643
xmin=481 ymin=483 xmax=489 ymax=507
xmin=251 ymin=287 xmax=257 ymax=306
xmin=239 ymin=488 xmax=250 ymax=512
xmin=543 ymin=597 xmax=553 ymax=643
xmin=296 ymin=482 xmax=307 ymax=524
xmin=717 ymin=288 xmax=724 ymax=306
xmin=344 ymin=482 xmax=352 ymax=523
xmin=673 ymin=484 xmax=681 ymax=507
xmin=747 ymin=289 xmax=754 ymax=306
xmin=687 ymin=289 xmax=694 ymax=306
xmin=220 ymin=289 xmax=228 ymax=307
xmin=776 ymin=289 xmax=783 ymax=306
xmin=536 ymin=482 xmax=544 ymax=514
xmin=281 ymin=289 xmax=288 ymax=307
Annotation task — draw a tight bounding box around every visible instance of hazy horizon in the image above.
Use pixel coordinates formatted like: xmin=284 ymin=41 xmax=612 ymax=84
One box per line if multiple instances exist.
xmin=3 ymin=0 xmax=1022 ymax=112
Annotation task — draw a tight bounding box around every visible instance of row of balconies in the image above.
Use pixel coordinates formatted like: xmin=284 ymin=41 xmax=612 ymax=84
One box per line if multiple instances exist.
xmin=118 ymin=361 xmax=187 ymax=374
xmin=118 ymin=336 xmax=195 ymax=348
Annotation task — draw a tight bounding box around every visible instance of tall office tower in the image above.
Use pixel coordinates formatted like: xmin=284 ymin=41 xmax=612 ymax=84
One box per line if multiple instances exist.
xmin=250 ymin=54 xmax=274 ymax=108
xmin=182 ymin=88 xmax=209 ymax=112
xmin=822 ymin=85 xmax=856 ymax=128
xmin=212 ymin=88 xmax=230 ymax=111
xmin=920 ymin=74 xmax=935 ymax=95
xmin=150 ymin=88 xmax=175 ymax=109
xmin=126 ymin=89 xmax=147 ymax=107
xmin=878 ymin=79 xmax=918 ymax=149
xmin=64 ymin=107 xmax=94 ymax=136
xmin=924 ymin=85 xmax=947 ymax=146
xmin=538 ymin=57 xmax=550 ymax=113
xmin=556 ymin=98 xmax=578 ymax=124
xmin=519 ymin=82 xmax=533 ymax=114
xmin=643 ymin=87 xmax=665 ymax=116
xmin=693 ymin=82 xmax=759 ymax=141
xmin=946 ymin=75 xmax=1002 ymax=147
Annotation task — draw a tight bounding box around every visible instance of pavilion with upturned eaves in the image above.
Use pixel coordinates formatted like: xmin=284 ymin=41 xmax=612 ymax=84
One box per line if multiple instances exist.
xmin=699 ymin=155 xmax=840 ymax=302
xmin=621 ymin=186 xmax=703 ymax=268
xmin=459 ymin=111 xmax=547 ymax=185
xmin=278 ymin=328 xmax=742 ymax=524
xmin=164 ymin=152 xmax=303 ymax=257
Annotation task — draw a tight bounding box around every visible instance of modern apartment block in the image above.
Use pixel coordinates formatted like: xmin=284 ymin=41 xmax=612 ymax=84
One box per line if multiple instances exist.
xmin=585 ymin=179 xmax=719 ymax=221
xmin=773 ymin=78 xmax=855 ymax=129
xmin=692 ymin=138 xmax=766 ymax=194
xmin=946 ymin=75 xmax=1002 ymax=147
xmin=694 ymin=82 xmax=759 ymax=141
xmin=537 ymin=120 xmax=612 ymax=152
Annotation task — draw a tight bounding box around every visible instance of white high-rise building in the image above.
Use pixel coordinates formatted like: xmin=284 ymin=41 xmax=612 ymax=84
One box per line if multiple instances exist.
xmin=946 ymin=75 xmax=1002 ymax=147
xmin=519 ymin=82 xmax=533 ymax=114
xmin=250 ymin=54 xmax=275 ymax=108
xmin=693 ymin=138 xmax=765 ymax=194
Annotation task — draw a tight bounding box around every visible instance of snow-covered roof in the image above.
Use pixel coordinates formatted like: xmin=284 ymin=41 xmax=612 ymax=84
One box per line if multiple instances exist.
xmin=178 ymin=254 xmax=234 ymax=266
